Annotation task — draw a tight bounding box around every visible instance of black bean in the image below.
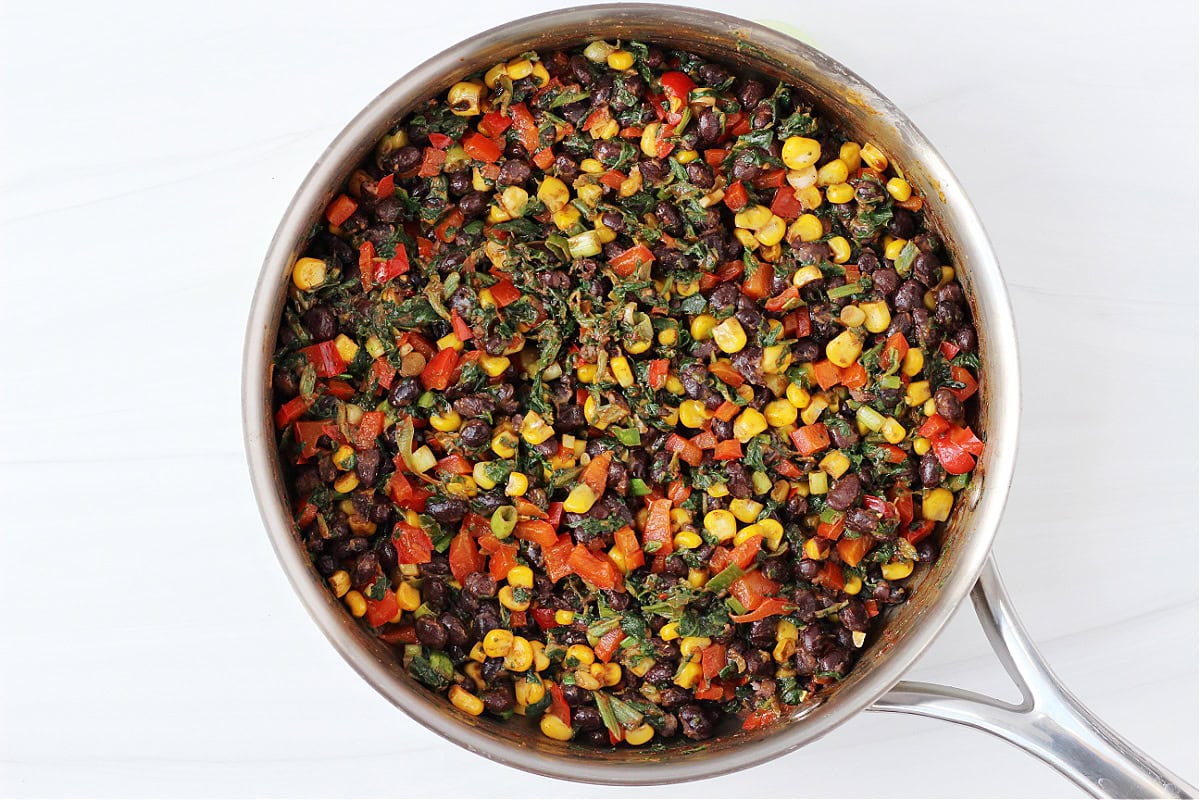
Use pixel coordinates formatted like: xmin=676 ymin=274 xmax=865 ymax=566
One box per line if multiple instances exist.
xmin=737 ymin=78 xmax=766 ymax=108
xmin=698 ymin=63 xmax=729 ymax=86
xmin=482 ymin=684 xmax=516 ymax=715
xmin=462 ymin=571 xmax=496 ymax=600
xmin=855 ymin=180 xmax=884 ymax=204
xmin=415 ymin=616 xmax=448 ymax=649
xmin=644 ymin=661 xmax=675 ymax=686
xmin=750 ymin=102 xmax=774 ymax=130
xmin=315 ymin=554 xmax=337 ymax=576
xmin=745 ymin=649 xmax=773 ymax=676
xmin=696 ymin=108 xmax=721 ymax=146
xmin=374 ymin=537 xmax=397 ymax=572
xmin=725 ymin=463 xmax=753 ymax=499
xmin=439 ymin=618 xmax=470 ymax=647
xmin=827 ymin=474 xmax=862 ymax=511
xmin=594 ymin=139 xmax=624 ymax=165
xmin=460 ymin=419 xmax=491 ymax=448
xmin=425 ymin=497 xmax=467 ymax=524
xmin=872 ymin=267 xmax=900 ymax=297
xmin=679 ymin=704 xmax=718 ymax=740
xmin=420 ymin=556 xmax=450 ymax=576
xmin=828 ymin=420 xmax=859 ymax=449
xmin=952 ymin=324 xmax=978 ymax=353
xmin=569 ymin=53 xmax=594 ymax=85
xmin=710 ymin=418 xmax=733 ymax=440
xmin=580 ymin=729 xmax=610 ymax=746
xmin=333 ymin=536 xmax=367 ymax=559
xmin=937 ymin=283 xmax=965 ymax=306
xmin=934 ymin=300 xmax=963 ymax=327
xmin=639 ymin=158 xmax=668 ymax=184
xmin=818 ymin=645 xmax=852 ymax=676
xmin=503 ymin=139 xmax=527 ymax=160
xmin=893 ymin=280 xmax=925 ymax=312
xmin=785 ymin=493 xmax=809 ymax=521
xmin=553 ymin=151 xmax=580 ymax=181
xmin=885 ymin=311 xmax=913 ymax=339
xmin=573 ymin=706 xmax=604 ymax=731
xmin=561 ymin=683 xmax=589 ymax=707
xmin=795 ymin=558 xmax=822 ymax=581
xmin=685 ymin=161 xmax=714 ymax=188
xmin=912 ymin=307 xmax=936 ymax=347
xmin=791 ymin=588 xmax=819 ymax=623
xmin=748 ymin=617 xmax=778 ymax=647
xmin=934 ymin=387 xmax=965 ymax=423
xmin=472 ymin=607 xmax=501 ymax=640
xmin=481 ymin=657 xmax=506 ymax=684
xmin=421 ymin=578 xmax=449 ymax=611
xmin=458 ymin=191 xmax=488 ymax=219
xmin=302 ymin=305 xmax=337 ymax=340
xmin=729 ymin=149 xmax=763 ymax=182
xmin=913 ymin=251 xmax=941 ymax=287
xmin=735 ymin=295 xmax=763 ymax=330
xmin=887 ymin=207 xmax=918 ymax=238
xmin=657 ymin=712 xmax=680 ymax=739
xmin=730 ymin=347 xmax=764 ymax=385
xmin=452 ymin=393 xmax=496 ymax=418
xmin=845 ymin=507 xmax=879 ymax=534
xmin=381 ymin=145 xmax=421 ymax=174
xmin=352 ymin=552 xmax=378 ymax=587
xmin=919 ymin=452 xmax=943 ymax=488
xmin=659 ymin=687 xmax=692 ymax=708
xmin=915 ymin=536 xmax=941 ymax=563
xmin=654 ymin=201 xmax=685 ymax=236
xmin=496 ymin=159 xmax=531 ymax=187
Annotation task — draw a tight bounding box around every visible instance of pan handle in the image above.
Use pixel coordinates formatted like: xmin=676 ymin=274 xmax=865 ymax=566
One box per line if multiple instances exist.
xmin=872 ymin=555 xmax=1197 ymax=798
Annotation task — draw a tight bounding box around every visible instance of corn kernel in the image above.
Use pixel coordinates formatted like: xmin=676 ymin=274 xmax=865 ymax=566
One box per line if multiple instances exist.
xmin=777 ymin=620 xmax=799 ymax=641
xmin=758 ymin=518 xmax=785 ymax=551
xmin=816 ymin=158 xmax=849 ymax=187
xmin=333 ymin=472 xmax=359 ymax=493
xmin=532 ymin=640 xmax=551 ymax=672
xmin=553 ymin=204 xmax=581 ymax=231
xmin=520 ymin=411 xmax=555 ymax=445
xmin=625 ymin=723 xmax=655 ymax=746
xmin=430 ymin=409 xmax=462 ymax=433
xmin=580 ymin=157 xmax=605 ymax=174
xmin=468 ymin=642 xmax=487 ymax=663
xmin=881 ymin=417 xmax=906 ymax=444
xmin=706 ymin=482 xmax=729 ymax=498
xmin=825 ymin=330 xmax=864 ymax=368
xmin=504 ymin=635 xmax=534 ymax=671
xmin=755 ymin=214 xmax=787 ymax=246
xmin=792 ymin=263 xmax=823 ymax=288
xmin=505 ymin=471 xmax=528 ymax=497
xmin=923 ymin=398 xmax=938 ymax=417
xmin=607 ymin=49 xmax=635 ymax=70
xmin=886 ymin=177 xmax=912 ymax=202
xmin=563 ymin=484 xmax=598 ymax=513
xmin=774 ymin=637 xmax=797 ymax=662
xmin=729 ymin=498 xmax=764 ymax=524
xmin=690 ymin=313 xmax=717 ymax=341
xmin=839 ymin=141 xmax=862 ymax=172
xmin=506 ymin=565 xmax=534 ymax=589
xmin=882 ymin=560 xmax=915 ymax=581
xmin=566 ymin=644 xmax=595 ymax=667
xmin=665 ymin=375 xmax=685 ymax=395
xmin=903 ymin=349 xmax=925 ymax=377
xmin=608 ymin=355 xmax=635 ymax=388
xmin=825 ymin=182 xmax=854 ymax=204
xmin=674 ymin=660 xmax=703 ymax=689
xmin=733 ymin=407 xmax=768 ymax=442
xmin=803 ymin=537 xmax=829 ymax=560
xmin=787 ymin=383 xmax=811 ymax=409
xmin=839 ymin=305 xmax=866 ymax=328
xmin=592 ymin=661 xmax=622 ymax=687
xmin=536 ymin=176 xmax=570 ymax=213
xmin=531 ymin=60 xmax=550 ymax=86
xmin=687 ymin=568 xmax=709 ymax=588
xmin=499 ymin=584 xmax=531 ymax=612
xmin=670 ymin=508 xmax=693 ymax=528
xmin=680 ymin=636 xmax=712 ymax=659
xmin=884 ymin=237 xmax=907 ymax=261
xmin=334 ymin=334 xmax=359 ymax=364
xmin=658 ymin=327 xmax=679 ymax=346
xmin=733 ymin=523 xmax=761 ymax=546
xmin=859 ymin=301 xmax=891 ymax=334
xmin=704 ymin=509 xmax=738 ymax=541
xmin=789 ymin=213 xmax=823 ymax=243
xmin=752 ymin=470 xmax=774 ymax=495
xmin=712 ymin=317 xmax=748 ymax=354
xmin=449 ymin=685 xmax=485 ymax=716
xmin=797 ymin=183 xmax=823 ymax=210
xmin=328 ymin=570 xmax=350 ymax=598
xmin=344 ymin=590 xmax=367 ymax=617
xmin=540 ymin=713 xmax=574 ymax=741
xmin=820 ymin=450 xmax=851 ymax=479
xmin=593 ymin=118 xmax=619 ymax=140
xmin=906 ymin=380 xmax=932 ymax=407
xmin=781 ymin=136 xmax=821 ymax=170
xmin=923 ymin=487 xmax=954 ymax=522
xmin=394 ymin=581 xmax=420 ymax=611
xmin=808 ymin=471 xmax=829 ymax=495
xmin=673 ymin=529 xmax=703 ymax=549
xmin=827 ymin=235 xmax=852 ymax=264
xmin=734 ymin=228 xmax=760 ymax=250
xmin=860 ymin=142 xmax=888 ymax=171
xmin=331 ymin=445 xmax=355 ymax=471
xmin=913 ymin=436 xmax=931 ymax=456
xmin=483 ymin=628 xmax=515 ymax=658
xmin=659 ymin=621 xmax=680 ymax=641
xmin=763 ymin=398 xmax=798 ymax=428
xmin=291 ymin=257 xmax=327 ymax=291
xmin=515 ymin=677 xmax=545 ymax=707
xmin=801 ymin=395 xmax=828 ymax=426
xmin=479 ymin=355 xmax=511 ymax=378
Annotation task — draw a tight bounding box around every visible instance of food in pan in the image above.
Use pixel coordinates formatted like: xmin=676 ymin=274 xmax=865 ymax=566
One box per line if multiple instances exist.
xmin=271 ymin=39 xmax=983 ymax=746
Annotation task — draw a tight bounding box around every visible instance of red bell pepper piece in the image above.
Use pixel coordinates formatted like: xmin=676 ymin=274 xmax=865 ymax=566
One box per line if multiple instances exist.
xmin=567 ymin=545 xmax=619 ymax=590
xmin=325 ymin=379 xmax=356 ymax=400
xmin=302 ymin=340 xmax=346 ymax=378
xmin=359 ymin=240 xmax=376 ymax=291
xmin=514 ymin=519 xmax=558 ymax=548
xmin=647 ymin=358 xmax=669 ymax=390
xmin=816 ymin=514 xmax=845 ymax=541
xmin=375 ymin=173 xmax=394 ymax=200
xmin=434 ymin=208 xmax=465 ymax=244
xmin=642 ymin=498 xmax=673 ymax=557
xmin=393 ymin=523 xmax=433 ymax=564
xmin=723 ymin=180 xmax=748 ymax=211
xmin=786 ymin=307 xmax=812 ymax=338
xmin=704 ymin=148 xmax=728 ymax=167
xmin=730 ymin=572 xmax=780 ymax=611
xmin=917 ymin=414 xmax=951 ymax=439
xmin=435 ymin=453 xmax=473 ymax=475
xmin=614 ymin=525 xmax=644 ymax=572
xmin=545 ymin=501 xmax=564 ymax=529
xmin=730 ymin=597 xmax=790 ymax=623
xmin=741 ymin=260 xmax=773 ymax=300
xmin=765 ymin=286 xmax=800 ymax=313
xmin=818 ymin=561 xmax=845 ymax=591
xmin=840 ymin=362 xmax=868 ymax=390
xmin=462 ymin=132 xmax=502 ymax=163
xmin=713 ymin=439 xmax=743 ymax=460
xmin=689 ymin=430 xmax=718 ymax=450
xmin=659 ymin=71 xmax=695 ymax=110
xmin=448 ymin=529 xmax=484 ymax=584
xmin=420 ymin=347 xmax=459 ymax=391
xmin=508 ymin=102 xmax=540 ymax=154
xmin=939 ymin=341 xmax=960 ymax=360
xmin=609 ymin=243 xmax=656 ymax=277
xmin=666 ymin=480 xmax=691 ymax=506
xmin=707 ymin=360 xmax=745 ymax=388
xmin=532 ymin=147 xmax=555 ymax=170
xmin=791 ymin=423 xmax=831 ymax=456
xmin=427 ymin=132 xmax=452 ymax=149
xmin=664 ymin=433 xmax=703 ymax=466
xmin=365 ymin=590 xmax=399 ymax=628
xmin=931 ymin=432 xmax=977 ymax=474
xmin=374 ymin=243 xmax=410 ymax=285
xmin=594 ymin=628 xmax=626 ymax=663
xmin=812 ymin=359 xmax=842 ymax=390
xmin=275 ymin=394 xmax=313 ymax=428
xmin=542 ymin=535 xmax=575 ymax=582
xmin=548 ymin=682 xmax=571 ymax=725
xmin=487 ymin=542 xmax=520 ymax=582
xmin=478 ymin=111 xmax=512 ymax=137
xmin=769 ymin=186 xmax=803 ymax=219
xmin=489 ymin=278 xmax=521 ymax=307
xmin=701 ymin=643 xmax=728 ymax=681
xmin=325 ymin=194 xmax=357 ymax=226
xmin=836 ymin=535 xmax=872 ymax=567
xmin=729 ymin=534 xmax=763 ymax=570
xmin=417 ymin=147 xmax=446 ymax=177
xmin=370 ymin=357 xmax=397 ymax=392
xmin=742 ymin=706 xmax=781 ymax=731
xmin=905 ymin=520 xmax=937 ymax=544
xmin=950 ymin=366 xmax=978 ymax=402
xmin=353 ymin=411 xmax=385 ymax=450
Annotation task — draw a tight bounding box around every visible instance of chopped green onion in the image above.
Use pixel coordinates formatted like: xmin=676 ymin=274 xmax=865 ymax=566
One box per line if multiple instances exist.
xmin=629 ymin=478 xmax=651 ymax=496
xmin=827 ymin=280 xmax=863 ymax=300
xmin=491 ymin=505 xmax=517 ymax=539
xmin=613 ymin=426 xmax=642 ymax=446
xmin=704 ymin=562 xmax=745 ymax=594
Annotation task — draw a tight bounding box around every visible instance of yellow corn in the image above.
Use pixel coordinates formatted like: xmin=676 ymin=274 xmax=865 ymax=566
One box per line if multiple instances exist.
xmin=816 ymin=158 xmax=849 ymax=187
xmin=332 ymin=445 xmax=355 ymax=471
xmin=801 ymin=395 xmax=828 ymax=426
xmin=860 ymin=142 xmax=888 ymax=171
xmin=825 ymin=182 xmax=854 ymax=204
xmin=773 ymin=637 xmax=797 ymax=663
xmin=923 ymin=487 xmax=954 ymax=522
xmin=860 ymin=301 xmax=891 ymax=333
xmin=674 ymin=660 xmax=703 ymax=689
xmin=531 ymin=60 xmax=550 ymax=86
xmin=474 ymin=355 xmax=509 ymax=378
xmin=789 ymin=214 xmax=823 ymax=243
xmin=706 ymin=482 xmax=729 ymax=498
xmin=505 ymin=471 xmax=529 ymax=497
xmin=787 ymin=383 xmax=811 ymax=409
xmin=665 ymin=375 xmax=685 ymax=395
xmin=657 ymin=326 xmax=679 ymax=346
xmin=781 ymin=136 xmax=821 ymax=170
xmin=729 ymin=498 xmax=764 ymax=523
xmin=828 ymin=235 xmax=852 ymax=264
xmin=763 ymin=398 xmax=798 ymax=428
xmin=659 ymin=621 xmax=680 ymax=641
xmin=690 ymin=313 xmax=717 ymax=341
xmin=839 ymin=305 xmax=867 ymax=328
xmin=687 ymin=568 xmax=709 ymax=588
xmin=520 ymin=411 xmax=555 ymax=445
xmin=825 ymin=330 xmax=864 ymax=368
xmin=515 ymin=677 xmax=545 ymax=707
xmin=733 ymin=407 xmax=768 ymax=442
xmin=887 ymin=177 xmax=912 ymax=202
xmin=505 ymin=57 xmax=534 ymax=79
xmin=333 ymin=334 xmax=360 ymax=364
xmin=903 ymin=349 xmax=925 ymax=377
xmin=566 ymin=644 xmax=595 ymax=667
xmin=673 ymin=529 xmax=703 ymax=549
xmin=607 ymin=49 xmax=634 ymax=70
xmin=291 ymin=257 xmax=327 ymax=291
xmin=905 ymin=380 xmax=932 ymax=407
xmin=483 ymin=628 xmax=515 ymax=658
xmin=755 ymin=215 xmax=787 ymax=246
xmin=553 ymin=204 xmax=581 ymax=231
xmin=468 ymin=642 xmax=487 ymax=663
xmin=449 ymin=685 xmax=485 ymax=715
xmin=344 ymin=590 xmax=367 ymax=617
xmin=884 ymin=237 xmax=907 ymax=261
xmin=881 ymin=417 xmax=906 ymax=444
xmin=591 ymin=661 xmax=622 ymax=687
xmin=923 ymin=398 xmax=938 ymax=417
xmin=680 ymin=636 xmax=711 ymax=660
xmin=670 ymin=508 xmax=693 ymax=528
xmin=803 ymin=537 xmax=829 ymax=560
xmin=328 ymin=570 xmax=350 ymax=598
xmin=798 ymin=183 xmax=823 ymax=210
xmin=704 ymin=509 xmax=738 ymax=542
xmin=540 ymin=713 xmax=575 ymax=741
xmin=712 ymin=317 xmax=748 ymax=354
xmin=504 ymin=635 xmax=534 ymax=670
xmin=820 ymin=450 xmax=851 ymax=479
xmin=430 ymin=409 xmax=462 ymax=432
xmin=882 ymin=560 xmax=915 ymax=581
xmin=679 ymin=399 xmax=711 ymax=429
xmin=499 ymin=186 xmax=529 ymax=218
xmin=792 ymin=263 xmax=823 ymax=288
xmin=761 ymin=344 xmax=792 ymax=375
xmin=563 ymin=484 xmax=598 ymax=513
xmin=536 ymin=176 xmax=570 ymax=213
xmin=625 ymin=723 xmax=655 ymax=746
xmin=532 ymin=641 xmax=551 ymax=672
xmin=839 ymin=141 xmax=862 ymax=172
xmin=332 ymin=472 xmax=359 ymax=494
xmin=808 ymin=471 xmax=829 ymax=495
xmin=913 ymin=436 xmax=931 ymax=456
xmin=491 ymin=430 xmax=518 ymax=458
xmin=610 ymin=355 xmax=634 ymax=387
xmin=758 ymin=518 xmax=785 ymax=551
xmin=504 ymin=565 xmax=533 ymax=590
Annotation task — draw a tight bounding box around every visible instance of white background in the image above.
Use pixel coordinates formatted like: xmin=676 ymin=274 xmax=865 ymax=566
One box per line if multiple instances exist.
xmin=1 ymin=1 xmax=1196 ymax=797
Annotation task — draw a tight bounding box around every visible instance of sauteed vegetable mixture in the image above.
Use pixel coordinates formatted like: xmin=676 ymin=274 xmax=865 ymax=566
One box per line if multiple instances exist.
xmin=271 ymin=40 xmax=983 ymax=746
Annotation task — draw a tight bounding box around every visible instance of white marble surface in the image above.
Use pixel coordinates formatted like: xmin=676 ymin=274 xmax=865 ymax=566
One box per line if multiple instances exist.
xmin=1 ymin=0 xmax=1196 ymax=796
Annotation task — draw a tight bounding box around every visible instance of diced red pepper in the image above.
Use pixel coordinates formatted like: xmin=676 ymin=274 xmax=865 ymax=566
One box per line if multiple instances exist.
xmin=883 ymin=332 xmax=910 ymax=371
xmin=532 ymin=607 xmax=558 ymax=630
xmin=579 ymin=450 xmax=612 ymax=497
xmin=532 ymin=148 xmax=555 ymax=170
xmin=542 ymin=535 xmax=575 ymax=582
xmin=950 ymin=365 xmax=978 ymax=402
xmin=840 ymin=362 xmax=868 ymax=390
xmin=741 ymin=260 xmax=773 ymax=300
xmin=701 ymin=643 xmax=728 ymax=681
xmin=514 ymin=519 xmax=558 ymax=548
xmin=812 ymin=359 xmax=842 ymax=391
xmin=420 ymin=347 xmax=460 ymax=391
xmin=365 ymin=590 xmax=399 ymax=627
xmin=786 ymin=307 xmax=812 ymax=338
xmin=704 ymin=148 xmax=729 ymax=167
xmin=614 ymin=525 xmax=644 ymax=572
xmin=302 ymin=340 xmax=346 ymax=378
xmin=374 ymin=243 xmax=410 ymax=285
xmin=664 ymin=433 xmax=703 ymax=466
xmin=642 ymin=498 xmax=673 ymax=557
xmin=435 ymin=453 xmax=473 ymax=475
xmin=487 ymin=542 xmax=520 ymax=582
xmin=816 ymin=513 xmax=845 ymax=541
xmin=837 ymin=535 xmax=872 ymax=567
xmin=427 ymin=132 xmax=452 ymax=149
xmin=730 ymin=571 xmax=780 ymax=611
xmin=647 ymin=358 xmax=669 ymax=390
xmin=940 ymin=341 xmax=960 ymax=360
xmin=567 ymin=544 xmax=619 ymax=590
xmin=689 ymin=430 xmax=718 ymax=450
xmin=478 ymin=111 xmax=512 ymax=138
xmin=791 ymin=423 xmax=831 ymax=456
xmin=375 ymin=173 xmax=394 ymax=200
xmin=713 ymin=439 xmax=743 ymax=460
xmin=609 ymin=243 xmax=655 ymax=277
xmin=895 ymin=491 xmax=915 ymax=531
xmin=713 ymin=400 xmax=740 ymax=422
xmin=353 ymin=411 xmax=385 ymax=450
xmin=370 ymin=357 xmax=396 ymax=391
xmin=931 ymin=431 xmax=978 ymax=474
xmin=393 ymin=523 xmax=433 ymax=565
xmin=765 ymin=286 xmax=800 ymax=313
xmin=434 ymin=208 xmax=465 ymax=243
xmin=659 ymin=71 xmax=696 ymax=110
xmin=462 ymin=132 xmax=502 ymax=163
xmin=450 ymin=309 xmax=474 ymax=341
xmin=489 ymin=278 xmax=521 ymax=307
xmin=359 ymin=240 xmax=376 ymax=291
xmin=742 ymin=706 xmax=781 ymax=731
xmin=708 ymin=360 xmax=745 ymax=388
xmin=917 ymin=414 xmax=951 ymax=439
xmin=729 ymin=535 xmax=763 ymax=570
xmin=325 ymin=379 xmax=355 ymax=400
xmin=905 ymin=519 xmax=937 ymax=545
xmin=818 ymin=561 xmax=845 ymax=591
xmin=545 ymin=501 xmax=564 ymax=529
xmin=599 ymin=170 xmax=626 ymax=190
xmin=448 ymin=529 xmax=484 ymax=584
xmin=730 ymin=597 xmax=790 ymax=623
xmin=325 ymin=194 xmax=357 ymax=226
xmin=417 ymin=147 xmax=447 ymax=177
xmin=666 ymin=480 xmax=691 ymax=507
xmin=548 ymin=682 xmax=571 ymax=726
xmin=509 ymin=102 xmax=540 ymax=154
xmin=594 ymin=627 xmax=626 ymax=663
xmin=724 ymin=180 xmax=748 ymax=211
xmin=727 ymin=112 xmax=751 ymax=138
xmin=275 ymin=394 xmax=313 ymax=428
xmin=775 ymin=460 xmax=803 ymax=479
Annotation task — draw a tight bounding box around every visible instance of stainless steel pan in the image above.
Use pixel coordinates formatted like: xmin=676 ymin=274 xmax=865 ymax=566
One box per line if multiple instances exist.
xmin=241 ymin=6 xmax=1196 ymax=795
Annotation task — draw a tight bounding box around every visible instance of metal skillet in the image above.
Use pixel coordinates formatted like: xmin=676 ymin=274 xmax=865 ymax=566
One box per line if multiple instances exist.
xmin=241 ymin=6 xmax=1196 ymax=795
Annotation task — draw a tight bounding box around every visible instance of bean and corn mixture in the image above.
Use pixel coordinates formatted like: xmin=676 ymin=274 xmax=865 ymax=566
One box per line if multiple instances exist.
xmin=272 ymin=40 xmax=984 ymax=746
